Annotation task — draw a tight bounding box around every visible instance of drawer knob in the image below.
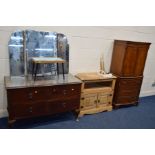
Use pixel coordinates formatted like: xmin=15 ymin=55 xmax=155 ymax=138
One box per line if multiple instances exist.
xmin=29 ymin=107 xmax=32 ymax=113
xmin=71 ymin=88 xmax=75 ymax=91
xmin=34 ymin=91 xmax=38 ymax=94
xmin=62 ymin=103 xmax=66 ymax=107
xmin=53 ymin=89 xmax=56 ymax=92
xmin=28 ymin=93 xmax=33 ymax=99
xmin=63 ymin=90 xmax=67 ymax=95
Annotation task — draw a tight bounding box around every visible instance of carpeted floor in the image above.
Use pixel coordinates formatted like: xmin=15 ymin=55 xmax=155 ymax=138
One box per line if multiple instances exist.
xmin=0 ymin=95 xmax=155 ymax=129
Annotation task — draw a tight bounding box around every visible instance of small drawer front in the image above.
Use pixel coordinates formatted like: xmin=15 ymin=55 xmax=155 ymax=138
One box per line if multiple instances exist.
xmin=7 ymin=87 xmax=48 ymax=105
xmin=47 ymin=99 xmax=80 ymax=114
xmin=9 ymin=102 xmax=48 ymax=119
xmin=47 ymin=84 xmax=81 ymax=101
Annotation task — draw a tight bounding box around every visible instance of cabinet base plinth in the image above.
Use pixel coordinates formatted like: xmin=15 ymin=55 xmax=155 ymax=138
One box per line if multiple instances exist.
xmin=78 ymin=105 xmax=112 ymax=118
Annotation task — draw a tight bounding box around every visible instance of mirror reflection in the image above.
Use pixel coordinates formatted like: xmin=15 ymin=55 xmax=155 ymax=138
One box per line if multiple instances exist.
xmin=8 ymin=30 xmax=69 ymax=77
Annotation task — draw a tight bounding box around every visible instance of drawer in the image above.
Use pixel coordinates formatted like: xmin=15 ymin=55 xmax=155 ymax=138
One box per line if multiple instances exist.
xmin=116 ymin=96 xmax=138 ymax=105
xmin=9 ymin=102 xmax=48 ymax=119
xmin=47 ymin=84 xmax=81 ymax=101
xmin=47 ymin=99 xmax=80 ymax=114
xmin=7 ymin=84 xmax=81 ymax=105
xmin=119 ymin=78 xmax=142 ymax=88
xmin=7 ymin=87 xmax=48 ymax=105
xmin=118 ymin=86 xmax=140 ymax=97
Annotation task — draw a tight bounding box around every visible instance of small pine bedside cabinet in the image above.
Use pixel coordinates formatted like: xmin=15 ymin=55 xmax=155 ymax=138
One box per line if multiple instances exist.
xmin=75 ymin=72 xmax=116 ymax=117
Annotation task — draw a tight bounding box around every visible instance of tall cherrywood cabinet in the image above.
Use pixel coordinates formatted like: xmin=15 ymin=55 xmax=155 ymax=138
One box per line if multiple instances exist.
xmin=110 ymin=40 xmax=151 ymax=107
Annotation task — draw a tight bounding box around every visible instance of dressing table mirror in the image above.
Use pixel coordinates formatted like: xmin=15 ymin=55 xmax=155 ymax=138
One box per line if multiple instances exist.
xmin=8 ymin=30 xmax=69 ymax=78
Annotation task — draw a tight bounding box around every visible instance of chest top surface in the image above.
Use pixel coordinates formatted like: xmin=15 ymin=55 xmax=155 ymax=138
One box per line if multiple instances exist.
xmin=5 ymin=74 xmax=82 ymax=89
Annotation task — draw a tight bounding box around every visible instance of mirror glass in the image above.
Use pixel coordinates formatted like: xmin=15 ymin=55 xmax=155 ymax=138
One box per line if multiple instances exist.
xmin=8 ymin=30 xmax=24 ymax=76
xmin=8 ymin=29 xmax=69 ymax=76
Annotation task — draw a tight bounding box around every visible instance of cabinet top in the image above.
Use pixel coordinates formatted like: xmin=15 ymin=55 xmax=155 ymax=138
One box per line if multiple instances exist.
xmin=4 ymin=74 xmax=82 ymax=89
xmin=114 ymin=40 xmax=151 ymax=45
xmin=75 ymin=72 xmax=116 ymax=81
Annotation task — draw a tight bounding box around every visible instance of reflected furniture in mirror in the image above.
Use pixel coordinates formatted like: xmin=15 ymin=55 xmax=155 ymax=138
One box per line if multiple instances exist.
xmin=32 ymin=57 xmax=66 ymax=80
xmin=5 ymin=30 xmax=81 ymax=127
xmin=8 ymin=30 xmax=69 ymax=77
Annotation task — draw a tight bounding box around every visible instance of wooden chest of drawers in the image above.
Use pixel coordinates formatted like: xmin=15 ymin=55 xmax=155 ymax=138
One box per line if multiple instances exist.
xmin=110 ymin=40 xmax=151 ymax=107
xmin=5 ymin=74 xmax=82 ymax=126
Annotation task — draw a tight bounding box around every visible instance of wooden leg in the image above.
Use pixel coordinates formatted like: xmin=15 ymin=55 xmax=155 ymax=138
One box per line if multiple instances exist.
xmin=57 ymin=63 xmax=59 ymax=76
xmin=34 ymin=63 xmax=39 ymax=81
xmin=32 ymin=62 xmax=35 ymax=78
xmin=8 ymin=120 xmax=16 ymax=129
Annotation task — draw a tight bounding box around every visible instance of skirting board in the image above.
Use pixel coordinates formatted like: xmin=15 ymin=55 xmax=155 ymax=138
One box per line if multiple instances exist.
xmin=140 ymin=90 xmax=155 ymax=97
xmin=0 ymin=109 xmax=8 ymax=118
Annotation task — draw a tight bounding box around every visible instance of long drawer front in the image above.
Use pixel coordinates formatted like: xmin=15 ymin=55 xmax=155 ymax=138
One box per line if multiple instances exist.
xmin=9 ymin=98 xmax=80 ymax=119
xmin=7 ymin=84 xmax=81 ymax=119
xmin=7 ymin=84 xmax=81 ymax=105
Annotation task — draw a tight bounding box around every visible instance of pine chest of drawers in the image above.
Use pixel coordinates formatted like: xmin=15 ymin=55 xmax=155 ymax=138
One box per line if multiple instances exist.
xmin=4 ymin=74 xmax=82 ymax=127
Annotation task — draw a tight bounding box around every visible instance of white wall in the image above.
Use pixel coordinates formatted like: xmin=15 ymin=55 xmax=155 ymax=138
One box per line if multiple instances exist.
xmin=0 ymin=26 xmax=155 ymax=118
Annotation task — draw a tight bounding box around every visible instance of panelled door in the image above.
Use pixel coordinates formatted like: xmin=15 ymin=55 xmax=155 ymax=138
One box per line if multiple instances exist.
xmin=81 ymin=93 xmax=97 ymax=110
xmin=97 ymin=93 xmax=112 ymax=107
xmin=122 ymin=45 xmax=138 ymax=77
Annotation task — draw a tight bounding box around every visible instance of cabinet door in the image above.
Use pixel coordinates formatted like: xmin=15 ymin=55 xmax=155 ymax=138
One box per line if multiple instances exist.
xmin=97 ymin=93 xmax=112 ymax=107
xmin=81 ymin=94 xmax=97 ymax=110
xmin=134 ymin=46 xmax=149 ymax=76
xmin=122 ymin=46 xmax=138 ymax=76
